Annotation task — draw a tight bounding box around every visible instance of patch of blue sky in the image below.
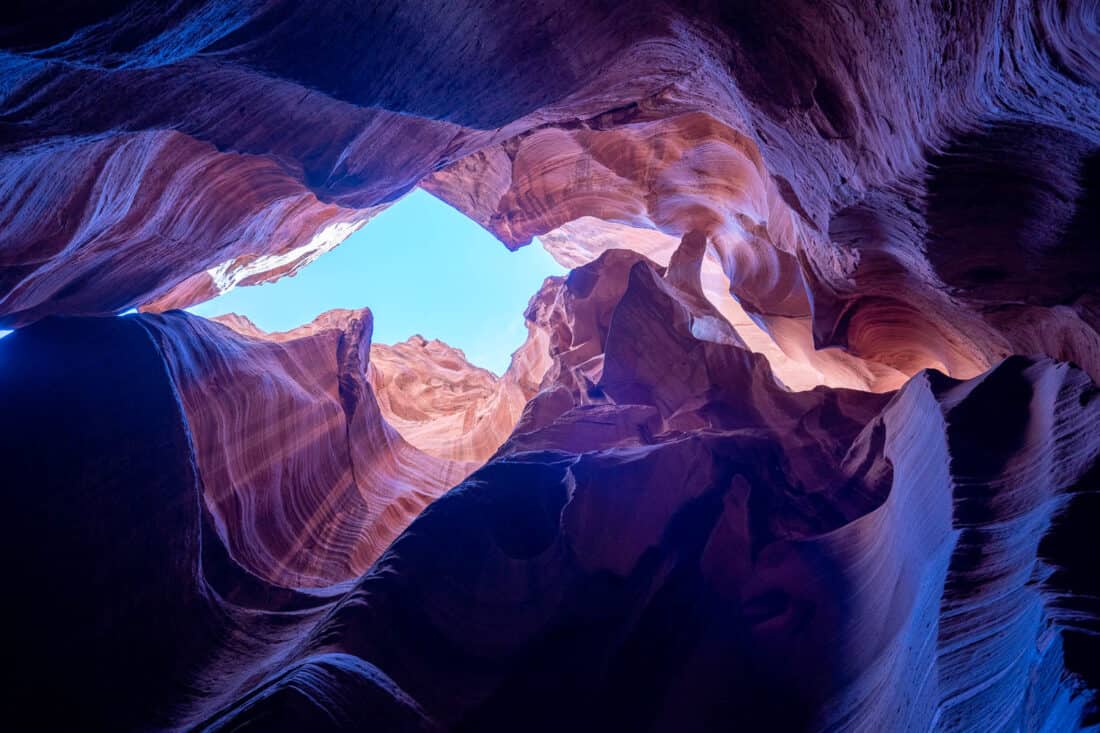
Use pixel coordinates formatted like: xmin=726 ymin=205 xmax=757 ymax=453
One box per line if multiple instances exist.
xmin=186 ymin=189 xmax=566 ymax=375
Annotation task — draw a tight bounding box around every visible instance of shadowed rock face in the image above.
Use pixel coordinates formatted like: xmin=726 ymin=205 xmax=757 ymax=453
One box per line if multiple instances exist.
xmin=2 ymin=2 xmax=1099 ymax=731
xmin=1 ymin=0 xmax=1097 ymax=387
xmin=5 ymin=244 xmax=1100 ymax=731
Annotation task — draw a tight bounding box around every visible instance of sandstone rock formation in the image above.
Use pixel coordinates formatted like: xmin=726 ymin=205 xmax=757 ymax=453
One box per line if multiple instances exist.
xmin=6 ymin=244 xmax=1100 ymax=731
xmin=367 ymin=328 xmax=549 ymax=464
xmin=149 ymin=307 xmax=475 ymax=587
xmin=2 ymin=1 xmax=1099 ymax=731
xmin=2 ymin=1 xmax=1096 ymax=388
xmin=211 ymin=307 xmax=552 ymax=465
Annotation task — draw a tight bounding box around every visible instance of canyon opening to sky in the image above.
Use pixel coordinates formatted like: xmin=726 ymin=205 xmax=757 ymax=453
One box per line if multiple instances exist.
xmin=187 ymin=189 xmax=566 ymax=376
xmin=2 ymin=2 xmax=1099 ymax=732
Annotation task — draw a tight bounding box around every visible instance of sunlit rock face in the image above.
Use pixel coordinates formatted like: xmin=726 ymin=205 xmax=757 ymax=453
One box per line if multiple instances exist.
xmin=5 ymin=244 xmax=1100 ymax=731
xmin=149 ymin=308 xmax=475 ymax=587
xmin=538 ymin=218 xmax=902 ymax=392
xmin=213 ymin=308 xmax=552 ymax=465
xmin=2 ymin=1 xmax=1096 ymax=387
xmin=2 ymin=1 xmax=1100 ymax=731
xmin=368 ymin=327 xmax=551 ymax=464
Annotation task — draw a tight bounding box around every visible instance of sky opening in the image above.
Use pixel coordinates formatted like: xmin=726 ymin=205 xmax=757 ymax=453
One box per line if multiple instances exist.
xmin=187 ymin=189 xmax=565 ymax=375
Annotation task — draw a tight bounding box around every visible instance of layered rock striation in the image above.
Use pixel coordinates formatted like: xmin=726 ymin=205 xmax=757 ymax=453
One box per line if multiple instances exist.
xmin=2 ymin=2 xmax=1099 ymax=731
xmin=146 ymin=307 xmax=475 ymax=587
xmin=1 ymin=1 xmax=1096 ymax=386
xmin=211 ymin=307 xmax=552 ymax=466
xmin=367 ymin=329 xmax=549 ymax=464
xmin=5 ymin=241 xmax=1100 ymax=730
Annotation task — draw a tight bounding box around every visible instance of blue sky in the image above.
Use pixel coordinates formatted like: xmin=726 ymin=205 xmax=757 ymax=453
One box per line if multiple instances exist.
xmin=187 ymin=189 xmax=565 ymax=375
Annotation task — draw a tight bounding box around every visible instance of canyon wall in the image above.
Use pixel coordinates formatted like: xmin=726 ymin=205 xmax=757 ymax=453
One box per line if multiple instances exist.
xmin=5 ymin=243 xmax=1100 ymax=730
xmin=1 ymin=1 xmax=1096 ymax=387
xmin=1 ymin=1 xmax=1099 ymax=731
xmin=145 ymin=308 xmax=476 ymax=587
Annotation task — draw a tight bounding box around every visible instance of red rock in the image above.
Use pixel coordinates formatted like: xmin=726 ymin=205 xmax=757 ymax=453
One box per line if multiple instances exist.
xmin=1 ymin=1 xmax=1095 ymax=385
xmin=145 ymin=307 xmax=475 ymax=586
xmin=1 ymin=2 xmax=1099 ymax=731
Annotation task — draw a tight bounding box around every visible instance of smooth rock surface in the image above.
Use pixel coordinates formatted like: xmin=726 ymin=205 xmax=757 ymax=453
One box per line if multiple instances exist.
xmin=2 ymin=3 xmax=1099 ymax=731
xmin=146 ymin=307 xmax=474 ymax=587
xmin=5 ymin=243 xmax=1100 ymax=730
xmin=1 ymin=1 xmax=1096 ymax=386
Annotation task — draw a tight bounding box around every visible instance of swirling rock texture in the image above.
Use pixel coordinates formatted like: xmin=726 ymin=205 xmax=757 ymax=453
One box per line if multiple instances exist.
xmin=367 ymin=327 xmax=550 ymax=464
xmin=2 ymin=1 xmax=1100 ymax=731
xmin=1 ymin=0 xmax=1094 ymax=389
xmin=5 ymin=245 xmax=1100 ymax=731
xmin=212 ymin=310 xmax=551 ymax=465
xmin=144 ymin=307 xmax=477 ymax=588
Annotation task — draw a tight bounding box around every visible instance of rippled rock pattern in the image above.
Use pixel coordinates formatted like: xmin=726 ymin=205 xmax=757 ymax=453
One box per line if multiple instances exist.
xmin=2 ymin=0 xmax=1096 ymax=387
xmin=4 ymin=242 xmax=1100 ymax=730
xmin=368 ymin=328 xmax=550 ymax=464
xmin=2 ymin=1 xmax=1099 ymax=731
xmin=148 ymin=308 xmax=476 ymax=587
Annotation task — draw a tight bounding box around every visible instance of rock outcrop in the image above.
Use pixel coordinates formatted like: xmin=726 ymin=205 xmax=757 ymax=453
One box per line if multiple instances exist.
xmin=1 ymin=2 xmax=1099 ymax=731
xmin=2 ymin=1 xmax=1096 ymax=386
xmin=5 ymin=242 xmax=1100 ymax=730
xmin=211 ymin=308 xmax=552 ymax=466
xmin=147 ymin=307 xmax=474 ymax=587
xmin=367 ymin=327 xmax=549 ymax=464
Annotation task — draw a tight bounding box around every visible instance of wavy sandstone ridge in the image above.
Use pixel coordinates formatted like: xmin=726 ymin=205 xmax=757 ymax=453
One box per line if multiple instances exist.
xmin=6 ymin=242 xmax=1100 ymax=730
xmin=144 ymin=308 xmax=475 ymax=587
xmin=1 ymin=1 xmax=1096 ymax=388
xmin=367 ymin=320 xmax=552 ymax=464
xmin=213 ymin=307 xmax=552 ymax=465
xmin=2 ymin=2 xmax=1099 ymax=731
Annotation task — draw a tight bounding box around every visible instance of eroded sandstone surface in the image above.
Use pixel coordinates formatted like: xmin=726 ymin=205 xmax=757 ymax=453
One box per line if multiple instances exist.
xmin=2 ymin=1 xmax=1099 ymax=731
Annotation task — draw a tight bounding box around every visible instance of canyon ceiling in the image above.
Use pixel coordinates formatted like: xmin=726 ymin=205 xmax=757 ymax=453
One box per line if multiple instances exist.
xmin=1 ymin=1 xmax=1099 ymax=731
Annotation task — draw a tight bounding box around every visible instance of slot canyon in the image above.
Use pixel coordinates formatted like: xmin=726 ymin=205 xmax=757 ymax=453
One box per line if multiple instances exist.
xmin=1 ymin=1 xmax=1099 ymax=730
